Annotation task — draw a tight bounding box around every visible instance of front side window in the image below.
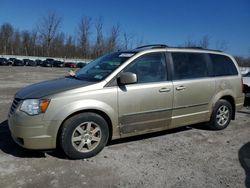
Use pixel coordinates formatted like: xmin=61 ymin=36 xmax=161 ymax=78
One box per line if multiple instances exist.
xmin=210 ymin=54 xmax=238 ymax=76
xmin=76 ymin=52 xmax=135 ymax=81
xmin=172 ymin=52 xmax=208 ymax=80
xmin=123 ymin=53 xmax=167 ymax=83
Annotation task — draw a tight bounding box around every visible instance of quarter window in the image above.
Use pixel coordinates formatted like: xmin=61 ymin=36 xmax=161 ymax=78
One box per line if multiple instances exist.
xmin=124 ymin=53 xmax=167 ymax=83
xmin=209 ymin=54 xmax=238 ymax=76
xmin=172 ymin=53 xmax=208 ymax=80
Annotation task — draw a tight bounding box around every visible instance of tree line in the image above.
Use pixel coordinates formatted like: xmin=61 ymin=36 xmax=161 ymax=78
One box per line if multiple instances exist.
xmin=181 ymin=35 xmax=250 ymax=67
xmin=0 ymin=12 xmax=249 ymax=66
xmin=0 ymin=12 xmax=140 ymax=59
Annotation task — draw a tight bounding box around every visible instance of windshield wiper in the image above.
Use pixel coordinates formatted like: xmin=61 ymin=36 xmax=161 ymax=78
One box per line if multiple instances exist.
xmin=76 ymin=75 xmax=100 ymax=82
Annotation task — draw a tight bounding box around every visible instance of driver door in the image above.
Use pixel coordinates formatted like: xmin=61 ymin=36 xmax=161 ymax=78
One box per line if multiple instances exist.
xmin=118 ymin=52 xmax=173 ymax=136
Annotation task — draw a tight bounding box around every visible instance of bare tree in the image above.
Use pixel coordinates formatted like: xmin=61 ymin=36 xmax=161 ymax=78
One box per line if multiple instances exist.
xmin=65 ymin=35 xmax=76 ymax=58
xmin=215 ymin=40 xmax=228 ymax=51
xmin=37 ymin=12 xmax=62 ymax=56
xmin=235 ymin=56 xmax=250 ymax=67
xmin=21 ymin=30 xmax=31 ymax=56
xmin=183 ymin=35 xmax=210 ymax=48
xmin=12 ymin=30 xmax=21 ymax=55
xmin=0 ymin=23 xmax=14 ymax=54
xmin=93 ymin=17 xmax=104 ymax=57
xmin=0 ymin=19 xmax=146 ymax=58
xmin=51 ymin=32 xmax=65 ymax=57
xmin=106 ymin=24 xmax=120 ymax=52
xmin=135 ymin=36 xmax=147 ymax=48
xmin=78 ymin=16 xmax=91 ymax=58
xmin=184 ymin=39 xmax=197 ymax=47
xmin=30 ymin=31 xmax=38 ymax=56
xmin=123 ymin=32 xmax=129 ymax=50
xmin=199 ymin=35 xmax=210 ymax=48
xmin=122 ymin=32 xmax=134 ymax=50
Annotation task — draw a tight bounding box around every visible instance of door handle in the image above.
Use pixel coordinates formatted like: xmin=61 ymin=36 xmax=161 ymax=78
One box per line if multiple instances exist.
xmin=176 ymin=86 xmax=186 ymax=91
xmin=159 ymin=88 xmax=171 ymax=92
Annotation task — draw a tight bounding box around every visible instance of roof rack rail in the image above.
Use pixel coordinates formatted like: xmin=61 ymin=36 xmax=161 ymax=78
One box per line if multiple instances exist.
xmin=135 ymin=44 xmax=168 ymax=49
xmin=191 ymin=47 xmax=223 ymax=52
xmin=175 ymin=46 xmax=223 ymax=52
xmin=185 ymin=46 xmax=204 ymax=49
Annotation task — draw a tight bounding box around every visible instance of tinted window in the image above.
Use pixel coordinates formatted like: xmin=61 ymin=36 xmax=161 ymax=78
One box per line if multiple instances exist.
xmin=172 ymin=53 xmax=208 ymax=80
xmin=244 ymin=72 xmax=250 ymax=77
xmin=210 ymin=54 xmax=238 ymax=76
xmin=124 ymin=53 xmax=167 ymax=83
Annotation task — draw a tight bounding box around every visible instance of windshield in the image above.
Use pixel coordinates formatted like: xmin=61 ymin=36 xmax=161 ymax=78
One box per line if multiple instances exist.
xmin=75 ymin=52 xmax=135 ymax=81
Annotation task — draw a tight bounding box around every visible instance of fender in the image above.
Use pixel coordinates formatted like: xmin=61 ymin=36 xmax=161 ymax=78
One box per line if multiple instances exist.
xmin=208 ymin=89 xmax=235 ymax=120
xmin=44 ymin=99 xmax=120 ymax=141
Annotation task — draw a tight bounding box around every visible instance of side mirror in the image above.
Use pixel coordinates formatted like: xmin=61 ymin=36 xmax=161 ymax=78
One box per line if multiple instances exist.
xmin=118 ymin=72 xmax=137 ymax=85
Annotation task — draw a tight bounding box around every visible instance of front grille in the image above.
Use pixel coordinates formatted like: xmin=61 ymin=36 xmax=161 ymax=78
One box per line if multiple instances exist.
xmin=9 ymin=98 xmax=22 ymax=116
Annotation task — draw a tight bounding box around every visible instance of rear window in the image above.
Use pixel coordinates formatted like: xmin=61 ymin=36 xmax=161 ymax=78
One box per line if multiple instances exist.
xmin=210 ymin=54 xmax=238 ymax=76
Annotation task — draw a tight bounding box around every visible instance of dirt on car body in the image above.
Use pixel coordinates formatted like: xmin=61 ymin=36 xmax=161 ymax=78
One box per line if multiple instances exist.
xmin=0 ymin=66 xmax=249 ymax=188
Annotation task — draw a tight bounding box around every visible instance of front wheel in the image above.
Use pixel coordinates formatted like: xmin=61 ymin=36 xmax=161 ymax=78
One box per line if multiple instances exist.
xmin=59 ymin=112 xmax=109 ymax=159
xmin=208 ymin=99 xmax=232 ymax=130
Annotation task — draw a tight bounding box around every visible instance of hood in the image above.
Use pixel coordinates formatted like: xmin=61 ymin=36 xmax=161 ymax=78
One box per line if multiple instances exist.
xmin=16 ymin=77 xmax=95 ymax=99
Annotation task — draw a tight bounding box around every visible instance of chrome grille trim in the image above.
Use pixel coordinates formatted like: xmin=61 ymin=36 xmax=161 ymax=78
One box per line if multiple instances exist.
xmin=9 ymin=98 xmax=22 ymax=116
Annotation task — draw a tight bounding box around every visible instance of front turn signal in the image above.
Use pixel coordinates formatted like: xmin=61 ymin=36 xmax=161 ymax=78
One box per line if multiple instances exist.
xmin=40 ymin=99 xmax=50 ymax=113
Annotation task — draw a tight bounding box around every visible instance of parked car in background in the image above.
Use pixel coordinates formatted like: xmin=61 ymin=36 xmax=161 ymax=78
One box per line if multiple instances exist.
xmin=35 ymin=59 xmax=43 ymax=66
xmin=22 ymin=59 xmax=30 ymax=65
xmin=26 ymin=60 xmax=37 ymax=66
xmin=8 ymin=44 xmax=244 ymax=159
xmin=65 ymin=62 xmax=77 ymax=68
xmin=53 ymin=60 xmax=64 ymax=67
xmin=12 ymin=59 xmax=25 ymax=66
xmin=42 ymin=58 xmax=54 ymax=67
xmin=77 ymin=62 xmax=87 ymax=68
xmin=0 ymin=58 xmax=10 ymax=66
xmin=243 ymin=72 xmax=250 ymax=106
xmin=8 ymin=58 xmax=17 ymax=65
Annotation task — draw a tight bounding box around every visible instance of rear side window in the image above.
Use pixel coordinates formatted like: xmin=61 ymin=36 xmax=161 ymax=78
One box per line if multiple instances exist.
xmin=210 ymin=54 xmax=238 ymax=76
xmin=172 ymin=52 xmax=208 ymax=80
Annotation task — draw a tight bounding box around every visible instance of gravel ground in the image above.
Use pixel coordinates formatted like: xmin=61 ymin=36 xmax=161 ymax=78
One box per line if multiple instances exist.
xmin=0 ymin=66 xmax=249 ymax=188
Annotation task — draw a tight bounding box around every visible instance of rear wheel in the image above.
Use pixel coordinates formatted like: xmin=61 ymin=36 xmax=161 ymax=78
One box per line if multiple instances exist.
xmin=59 ymin=112 xmax=109 ymax=159
xmin=208 ymin=99 xmax=232 ymax=130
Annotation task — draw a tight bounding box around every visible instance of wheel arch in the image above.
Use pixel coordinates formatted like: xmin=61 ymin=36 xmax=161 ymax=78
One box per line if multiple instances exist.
xmin=56 ymin=109 xmax=114 ymax=148
xmin=219 ymin=95 xmax=235 ymax=120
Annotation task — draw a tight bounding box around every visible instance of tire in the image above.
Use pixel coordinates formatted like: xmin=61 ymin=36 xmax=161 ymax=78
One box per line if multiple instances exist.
xmin=208 ymin=99 xmax=232 ymax=130
xmin=59 ymin=112 xmax=109 ymax=159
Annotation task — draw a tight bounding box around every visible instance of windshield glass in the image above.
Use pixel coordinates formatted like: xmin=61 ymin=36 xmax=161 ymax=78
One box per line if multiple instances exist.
xmin=75 ymin=52 xmax=135 ymax=81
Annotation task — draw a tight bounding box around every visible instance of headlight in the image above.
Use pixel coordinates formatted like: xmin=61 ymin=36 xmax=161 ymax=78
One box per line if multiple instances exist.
xmin=20 ymin=99 xmax=50 ymax=115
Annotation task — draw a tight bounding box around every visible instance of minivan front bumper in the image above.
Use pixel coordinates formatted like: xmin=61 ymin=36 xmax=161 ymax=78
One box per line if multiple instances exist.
xmin=8 ymin=112 xmax=61 ymax=150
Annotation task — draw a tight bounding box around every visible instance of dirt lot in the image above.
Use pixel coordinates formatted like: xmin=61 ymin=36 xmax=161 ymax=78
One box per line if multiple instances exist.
xmin=0 ymin=66 xmax=250 ymax=188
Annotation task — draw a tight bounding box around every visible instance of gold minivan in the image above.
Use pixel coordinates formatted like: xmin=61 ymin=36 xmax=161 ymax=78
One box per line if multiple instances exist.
xmin=8 ymin=45 xmax=244 ymax=159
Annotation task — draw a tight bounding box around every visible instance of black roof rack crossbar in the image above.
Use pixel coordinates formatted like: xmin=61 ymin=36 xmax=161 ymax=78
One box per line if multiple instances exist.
xmin=135 ymin=44 xmax=168 ymax=49
xmin=185 ymin=46 xmax=204 ymax=49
